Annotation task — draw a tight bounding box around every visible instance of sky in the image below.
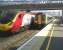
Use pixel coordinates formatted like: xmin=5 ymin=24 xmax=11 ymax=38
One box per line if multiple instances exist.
xmin=0 ymin=0 xmax=63 ymax=4
xmin=0 ymin=0 xmax=63 ymax=1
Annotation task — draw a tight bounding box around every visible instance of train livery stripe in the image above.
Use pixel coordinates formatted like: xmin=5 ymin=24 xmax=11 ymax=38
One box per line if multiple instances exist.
xmin=11 ymin=12 xmax=24 ymax=32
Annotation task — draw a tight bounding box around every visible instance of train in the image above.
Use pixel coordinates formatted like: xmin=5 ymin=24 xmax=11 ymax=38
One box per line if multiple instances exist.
xmin=29 ymin=12 xmax=46 ymax=29
xmin=0 ymin=10 xmax=47 ymax=33
xmin=0 ymin=10 xmax=35 ymax=33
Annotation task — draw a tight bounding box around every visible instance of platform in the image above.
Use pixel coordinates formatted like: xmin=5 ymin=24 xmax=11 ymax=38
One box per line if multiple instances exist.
xmin=17 ymin=23 xmax=53 ymax=50
xmin=47 ymin=24 xmax=63 ymax=50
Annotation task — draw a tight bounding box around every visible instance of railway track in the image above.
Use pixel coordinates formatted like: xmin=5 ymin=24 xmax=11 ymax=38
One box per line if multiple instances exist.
xmin=0 ymin=30 xmax=40 ymax=50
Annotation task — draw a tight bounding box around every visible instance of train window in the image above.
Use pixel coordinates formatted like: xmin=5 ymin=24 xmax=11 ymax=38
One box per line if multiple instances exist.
xmin=34 ymin=13 xmax=45 ymax=24
xmin=0 ymin=10 xmax=17 ymax=24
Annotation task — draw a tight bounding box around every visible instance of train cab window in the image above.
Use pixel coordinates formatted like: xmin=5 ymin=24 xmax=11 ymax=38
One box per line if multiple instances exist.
xmin=0 ymin=10 xmax=17 ymax=24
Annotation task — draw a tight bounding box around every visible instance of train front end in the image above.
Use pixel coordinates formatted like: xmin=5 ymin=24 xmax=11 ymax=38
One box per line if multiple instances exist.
xmin=0 ymin=10 xmax=18 ymax=32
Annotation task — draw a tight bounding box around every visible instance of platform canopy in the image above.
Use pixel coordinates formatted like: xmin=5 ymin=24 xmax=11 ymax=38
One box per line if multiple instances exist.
xmin=31 ymin=10 xmax=62 ymax=17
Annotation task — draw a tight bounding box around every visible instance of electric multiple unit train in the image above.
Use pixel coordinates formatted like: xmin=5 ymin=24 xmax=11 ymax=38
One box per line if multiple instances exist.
xmin=0 ymin=10 xmax=35 ymax=32
xmin=0 ymin=10 xmax=46 ymax=33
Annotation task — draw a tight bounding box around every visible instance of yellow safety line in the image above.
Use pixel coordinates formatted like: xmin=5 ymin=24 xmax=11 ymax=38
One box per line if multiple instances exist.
xmin=46 ymin=24 xmax=54 ymax=50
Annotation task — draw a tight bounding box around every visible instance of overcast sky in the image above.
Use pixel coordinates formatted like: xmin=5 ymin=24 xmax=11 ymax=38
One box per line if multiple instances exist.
xmin=0 ymin=0 xmax=63 ymax=1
